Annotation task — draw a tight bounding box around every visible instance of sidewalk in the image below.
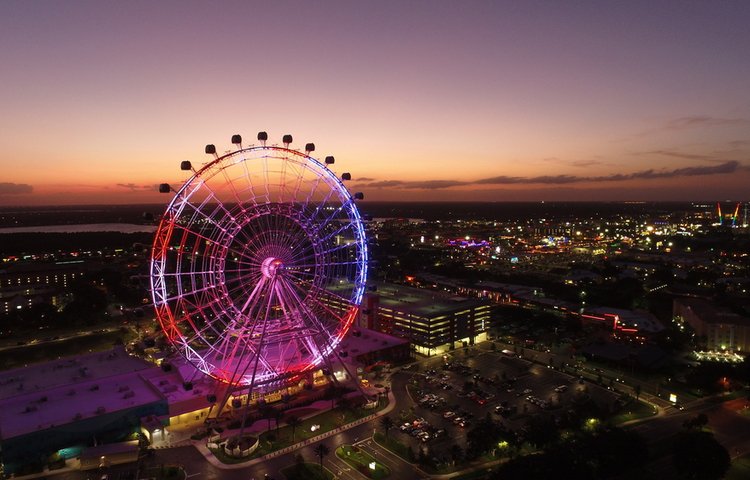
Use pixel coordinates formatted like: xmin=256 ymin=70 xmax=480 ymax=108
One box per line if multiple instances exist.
xmin=10 ymin=458 xmax=81 ymax=480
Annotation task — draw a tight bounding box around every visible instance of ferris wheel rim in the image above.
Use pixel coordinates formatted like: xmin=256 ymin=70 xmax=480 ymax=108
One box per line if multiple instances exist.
xmin=149 ymin=143 xmax=368 ymax=387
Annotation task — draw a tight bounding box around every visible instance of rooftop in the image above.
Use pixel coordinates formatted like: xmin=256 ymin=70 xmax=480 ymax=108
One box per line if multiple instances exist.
xmin=676 ymin=298 xmax=750 ymax=326
xmin=339 ymin=328 xmax=410 ymax=358
xmin=0 ymin=368 xmax=162 ymax=439
xmin=372 ymin=282 xmax=489 ymax=318
xmin=0 ymin=346 xmax=153 ymax=401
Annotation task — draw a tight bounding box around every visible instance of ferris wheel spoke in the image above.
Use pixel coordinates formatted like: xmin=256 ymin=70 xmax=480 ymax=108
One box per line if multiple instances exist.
xmin=317 ymin=241 xmax=359 ymax=257
xmin=159 ymin=282 xmax=222 ymax=304
xmin=233 ymin=274 xmax=280 ymax=385
xmin=280 ymin=279 xmax=343 ymax=361
xmin=220 ymin=159 xmax=253 ymax=211
xmin=160 ymin=267 xmax=243 ymax=278
xmin=288 ymin=260 xmax=359 ymax=270
xmin=172 ymin=188 xmax=240 ymax=234
xmin=294 ymin=277 xmax=357 ymax=309
xmin=316 ymin=222 xmax=356 ymax=246
xmin=274 ymin=279 xmax=328 ymax=358
xmin=171 ymin=222 xmax=255 ymax=265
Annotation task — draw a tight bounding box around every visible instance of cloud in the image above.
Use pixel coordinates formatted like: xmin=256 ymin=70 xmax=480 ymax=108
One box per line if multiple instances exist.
xmin=641 ymin=150 xmax=716 ymax=161
xmin=403 ymin=180 xmax=468 ymax=189
xmin=116 ymin=183 xmax=157 ymax=191
xmin=355 ymin=177 xmax=376 ymax=182
xmin=541 ymin=158 xmax=604 ymax=168
xmin=632 ymin=116 xmax=750 ymax=138
xmin=361 ymin=180 xmax=407 ymax=188
xmin=475 ymin=174 xmax=581 ymax=185
xmin=355 ymin=161 xmax=742 ymax=190
xmin=357 ymin=179 xmax=468 ymax=189
xmin=663 ymin=116 xmax=750 ymax=130
xmin=0 ymin=182 xmax=33 ymax=195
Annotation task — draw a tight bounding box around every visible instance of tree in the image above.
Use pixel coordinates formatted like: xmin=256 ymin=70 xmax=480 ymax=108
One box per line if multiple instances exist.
xmin=683 ymin=413 xmax=709 ymax=431
xmin=522 ymin=415 xmax=558 ymax=449
xmin=287 ymin=415 xmax=301 ymax=442
xmin=449 ymin=444 xmax=463 ymax=466
xmin=313 ymin=443 xmax=330 ymax=474
xmin=273 ymin=409 xmax=283 ymax=433
xmin=380 ymin=416 xmax=394 ymax=439
xmin=258 ymin=402 xmax=274 ymax=432
xmin=466 ymin=416 xmax=504 ymax=457
xmin=673 ymin=431 xmax=730 ymax=480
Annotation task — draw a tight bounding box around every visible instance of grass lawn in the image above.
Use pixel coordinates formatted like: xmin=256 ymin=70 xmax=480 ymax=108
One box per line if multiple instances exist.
xmin=451 ymin=467 xmax=497 ymax=480
xmin=257 ymin=400 xmax=386 ymax=451
xmin=281 ymin=462 xmax=334 ymax=480
xmin=141 ymin=465 xmax=186 ymax=480
xmin=611 ymin=399 xmax=658 ymax=425
xmin=373 ymin=432 xmax=414 ymax=463
xmin=726 ymin=453 xmax=750 ymax=480
xmin=336 ymin=444 xmax=390 ymax=479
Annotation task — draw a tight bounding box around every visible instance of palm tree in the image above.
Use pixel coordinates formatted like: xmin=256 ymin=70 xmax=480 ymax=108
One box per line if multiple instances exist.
xmin=287 ymin=415 xmax=301 ymax=442
xmin=273 ymin=408 xmax=283 ymax=433
xmin=382 ymin=385 xmax=391 ymax=403
xmin=450 ymin=444 xmax=463 ymax=466
xmin=380 ymin=416 xmax=394 ymax=439
xmin=313 ymin=443 xmax=330 ymax=474
xmin=258 ymin=402 xmax=273 ymax=432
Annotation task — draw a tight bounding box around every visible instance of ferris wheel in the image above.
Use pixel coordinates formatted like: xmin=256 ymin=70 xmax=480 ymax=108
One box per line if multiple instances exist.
xmin=149 ymin=132 xmax=368 ymax=390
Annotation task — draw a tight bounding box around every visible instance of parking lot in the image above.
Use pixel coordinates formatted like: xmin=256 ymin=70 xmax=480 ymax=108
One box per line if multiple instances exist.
xmin=393 ymin=342 xmax=622 ymax=455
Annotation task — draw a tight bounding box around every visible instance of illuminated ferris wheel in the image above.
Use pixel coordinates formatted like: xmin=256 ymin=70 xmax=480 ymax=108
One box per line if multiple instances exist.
xmin=149 ymin=132 xmax=367 ymax=389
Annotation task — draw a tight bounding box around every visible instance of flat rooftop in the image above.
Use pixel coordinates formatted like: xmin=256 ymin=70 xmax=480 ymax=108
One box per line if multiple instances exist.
xmin=676 ymin=298 xmax=750 ymax=326
xmin=373 ymin=282 xmax=489 ymax=318
xmin=0 ymin=346 xmax=153 ymax=400
xmin=0 ymin=369 xmax=162 ymax=439
xmin=339 ymin=328 xmax=409 ymax=357
xmin=140 ymin=366 xmax=213 ymax=416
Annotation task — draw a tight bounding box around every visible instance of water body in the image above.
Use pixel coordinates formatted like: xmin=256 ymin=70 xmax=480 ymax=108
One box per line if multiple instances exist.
xmin=0 ymin=223 xmax=157 ymax=234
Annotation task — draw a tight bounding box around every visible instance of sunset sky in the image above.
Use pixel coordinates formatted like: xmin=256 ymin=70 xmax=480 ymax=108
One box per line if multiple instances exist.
xmin=1 ymin=1 xmax=749 ymax=205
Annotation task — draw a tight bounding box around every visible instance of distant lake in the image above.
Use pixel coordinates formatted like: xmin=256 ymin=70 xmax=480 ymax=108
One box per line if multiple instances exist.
xmin=0 ymin=223 xmax=157 ymax=234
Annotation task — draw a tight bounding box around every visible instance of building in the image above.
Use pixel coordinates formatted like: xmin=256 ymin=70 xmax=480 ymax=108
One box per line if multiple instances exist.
xmin=581 ymin=306 xmax=664 ymax=335
xmin=361 ymin=282 xmax=493 ymax=356
xmin=0 ymin=347 xmax=167 ymax=474
xmin=0 ymin=261 xmax=88 ymax=315
xmin=674 ymin=298 xmax=750 ymax=354
xmin=338 ymin=327 xmax=411 ymax=366
xmin=0 ymin=327 xmax=409 ymax=473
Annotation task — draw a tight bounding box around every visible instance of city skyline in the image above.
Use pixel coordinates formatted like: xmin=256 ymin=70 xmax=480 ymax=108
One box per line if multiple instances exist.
xmin=1 ymin=0 xmax=750 ymax=205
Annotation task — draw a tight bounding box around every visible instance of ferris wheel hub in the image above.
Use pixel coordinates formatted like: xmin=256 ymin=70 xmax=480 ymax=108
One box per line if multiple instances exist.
xmin=261 ymin=257 xmax=285 ymax=278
